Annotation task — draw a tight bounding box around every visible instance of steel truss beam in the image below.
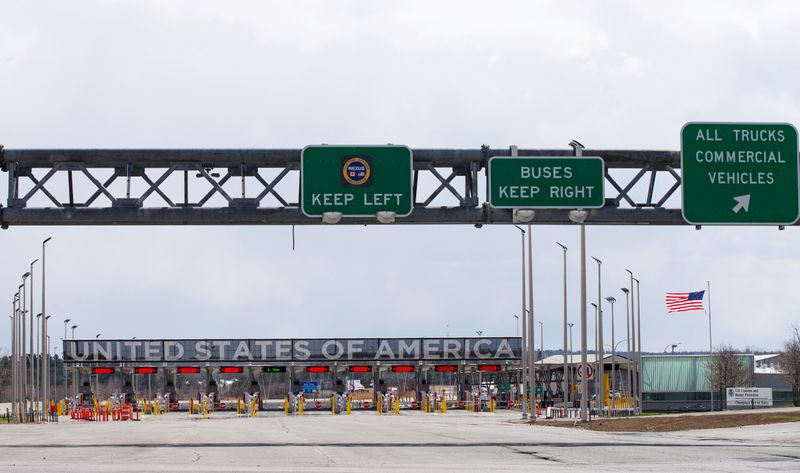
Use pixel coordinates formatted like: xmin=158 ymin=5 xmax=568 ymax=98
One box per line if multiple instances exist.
xmin=0 ymin=147 xmax=690 ymax=226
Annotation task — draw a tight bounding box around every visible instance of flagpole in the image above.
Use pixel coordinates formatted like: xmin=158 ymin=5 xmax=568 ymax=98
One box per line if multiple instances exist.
xmin=707 ymin=280 xmax=713 ymax=410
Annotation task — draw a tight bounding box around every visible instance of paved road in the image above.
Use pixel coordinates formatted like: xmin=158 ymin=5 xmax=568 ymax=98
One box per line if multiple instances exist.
xmin=1 ymin=410 xmax=799 ymax=471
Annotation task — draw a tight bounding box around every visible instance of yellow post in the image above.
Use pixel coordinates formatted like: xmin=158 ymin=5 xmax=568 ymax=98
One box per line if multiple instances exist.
xmin=377 ymin=396 xmax=382 ymax=415
xmin=298 ymin=396 xmax=304 ymax=416
xmin=283 ymin=396 xmax=289 ymax=415
xmin=331 ymin=395 xmax=335 ymax=415
xmin=441 ymin=389 xmax=447 ymax=414
xmin=346 ymin=396 xmax=351 ymax=415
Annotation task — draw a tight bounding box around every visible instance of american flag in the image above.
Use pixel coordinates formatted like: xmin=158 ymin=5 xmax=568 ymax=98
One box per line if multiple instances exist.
xmin=665 ymin=290 xmax=705 ymax=313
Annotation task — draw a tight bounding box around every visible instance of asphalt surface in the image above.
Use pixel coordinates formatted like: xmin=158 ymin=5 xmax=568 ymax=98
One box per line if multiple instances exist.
xmin=1 ymin=410 xmax=799 ymax=471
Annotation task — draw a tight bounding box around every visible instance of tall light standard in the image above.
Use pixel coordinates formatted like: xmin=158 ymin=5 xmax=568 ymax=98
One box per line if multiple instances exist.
xmin=568 ymin=206 xmax=588 ymax=423
xmin=634 ymin=277 xmax=642 ymax=414
xmin=526 ymin=223 xmax=535 ymax=423
xmin=35 ymin=312 xmax=42 ymax=411
xmin=556 ymin=242 xmax=568 ymax=413
xmin=21 ymin=274 xmax=30 ymax=419
xmin=591 ymin=257 xmax=604 ymax=414
xmin=664 ymin=343 xmax=680 ymax=353
xmin=41 ymin=237 xmax=52 ymax=417
xmin=513 ymin=315 xmax=519 ymax=337
xmin=63 ymin=318 xmax=71 ymax=402
xmin=30 ymin=259 xmax=39 ymax=417
xmin=43 ymin=315 xmax=50 ymax=418
xmin=16 ymin=288 xmax=23 ymax=420
xmin=605 ymin=296 xmax=616 ymax=396
xmin=512 ymin=225 xmax=528 ymax=419
xmin=568 ymin=139 xmax=588 ymax=423
xmin=10 ymin=305 xmax=17 ymax=420
xmin=71 ymin=324 xmax=77 ymax=339
xmin=621 ymin=287 xmax=631 ymax=399
xmin=591 ymin=302 xmax=598 ymax=406
xmin=625 ymin=269 xmax=636 ymax=412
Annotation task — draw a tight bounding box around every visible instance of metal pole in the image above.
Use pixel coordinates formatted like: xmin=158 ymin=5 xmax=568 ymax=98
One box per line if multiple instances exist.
xmin=635 ymin=278 xmax=642 ymax=414
xmin=592 ymin=257 xmax=604 ymax=414
xmin=622 ymin=287 xmax=631 ymax=400
xmin=592 ymin=303 xmax=598 ymax=409
xmin=63 ymin=319 xmax=70 ymax=402
xmin=557 ymin=242 xmax=568 ymax=413
xmin=514 ymin=226 xmax=528 ymax=419
xmin=10 ymin=305 xmax=17 ymax=419
xmin=35 ymin=313 xmax=40 ymax=415
xmin=21 ymin=279 xmax=28 ymax=420
xmin=626 ymin=270 xmax=636 ymax=412
xmin=527 ymin=224 xmax=535 ymax=422
xmin=42 ymin=237 xmax=51 ymax=417
xmin=707 ymin=280 xmax=713 ymax=410
xmin=579 ymin=223 xmax=588 ymax=423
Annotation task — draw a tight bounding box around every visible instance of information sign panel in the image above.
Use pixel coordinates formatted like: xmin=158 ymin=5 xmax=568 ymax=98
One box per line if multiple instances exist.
xmin=488 ymin=157 xmax=605 ymax=208
xmin=681 ymin=123 xmax=799 ymax=225
xmin=301 ymin=145 xmax=413 ymax=217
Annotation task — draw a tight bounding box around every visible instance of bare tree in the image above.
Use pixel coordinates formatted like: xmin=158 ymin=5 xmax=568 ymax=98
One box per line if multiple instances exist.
xmin=707 ymin=343 xmax=751 ymax=410
xmin=780 ymin=326 xmax=800 ymax=407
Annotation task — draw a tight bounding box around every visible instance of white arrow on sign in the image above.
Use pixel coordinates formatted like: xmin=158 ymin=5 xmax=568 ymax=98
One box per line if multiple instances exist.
xmin=732 ymin=194 xmax=751 ymax=213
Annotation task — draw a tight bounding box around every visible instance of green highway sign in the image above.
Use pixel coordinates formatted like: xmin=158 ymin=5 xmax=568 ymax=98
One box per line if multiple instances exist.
xmin=488 ymin=157 xmax=605 ymax=208
xmin=301 ymin=145 xmax=413 ymax=218
xmin=681 ymin=123 xmax=799 ymax=225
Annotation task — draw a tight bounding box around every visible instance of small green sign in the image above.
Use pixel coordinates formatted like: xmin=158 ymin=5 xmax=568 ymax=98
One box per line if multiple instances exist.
xmin=301 ymin=145 xmax=413 ymax=217
xmin=488 ymin=157 xmax=605 ymax=208
xmin=681 ymin=123 xmax=799 ymax=225
xmin=499 ymin=383 xmax=510 ymax=393
xmin=535 ymin=386 xmax=543 ymax=395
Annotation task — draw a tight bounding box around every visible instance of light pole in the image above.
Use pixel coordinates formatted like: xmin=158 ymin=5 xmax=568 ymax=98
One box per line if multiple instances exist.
xmin=63 ymin=318 xmax=71 ymax=402
xmin=41 ymin=237 xmax=51 ymax=417
xmin=475 ymin=330 xmax=483 ymax=337
xmin=556 ymin=242 xmax=568 ymax=412
xmin=605 ymin=296 xmax=616 ymax=396
xmin=635 ymin=277 xmax=642 ymax=414
xmin=621 ymin=287 xmax=631 ymax=399
xmin=625 ymin=269 xmax=636 ymax=413
xmin=664 ymin=343 xmax=680 ymax=353
xmin=526 ymin=223 xmax=535 ymax=423
xmin=513 ymin=315 xmax=519 ymax=337
xmin=35 ymin=313 xmax=41 ymax=412
xmin=591 ymin=257 xmax=604 ymax=414
xmin=43 ymin=315 xmax=50 ymax=418
xmin=512 ymin=225 xmax=528 ymax=419
xmin=21 ymin=274 xmax=30 ymax=419
xmin=591 ymin=302 xmax=598 ymax=407
xmin=568 ymin=138 xmax=588 ymax=423
xmin=568 ymin=322 xmax=574 ymax=405
xmin=71 ymin=324 xmax=77 ymax=339
xmin=10 ymin=308 xmax=17 ymax=420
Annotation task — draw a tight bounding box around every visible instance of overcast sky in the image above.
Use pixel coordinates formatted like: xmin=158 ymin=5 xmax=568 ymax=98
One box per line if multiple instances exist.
xmin=1 ymin=0 xmax=799 ymax=356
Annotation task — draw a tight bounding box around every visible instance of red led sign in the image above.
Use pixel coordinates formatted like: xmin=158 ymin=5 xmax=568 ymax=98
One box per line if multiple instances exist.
xmin=391 ymin=365 xmax=415 ymax=373
xmin=91 ymin=367 xmax=115 ymax=375
xmin=306 ymin=366 xmax=330 ymax=373
xmin=434 ymin=365 xmax=457 ymax=372
xmin=220 ymin=367 xmax=244 ymax=374
xmin=478 ymin=365 xmax=501 ymax=372
xmin=177 ymin=367 xmax=201 ymax=374
xmin=134 ymin=367 xmax=157 ymax=374
xmin=348 ymin=365 xmax=372 ymax=373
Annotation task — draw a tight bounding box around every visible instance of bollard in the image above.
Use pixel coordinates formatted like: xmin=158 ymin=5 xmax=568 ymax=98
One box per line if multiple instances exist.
xmin=441 ymin=389 xmax=447 ymax=414
xmin=331 ymin=395 xmax=336 ymax=415
xmin=298 ymin=396 xmax=304 ymax=416
xmin=284 ymin=396 xmax=289 ymax=415
xmin=346 ymin=396 xmax=351 ymax=415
